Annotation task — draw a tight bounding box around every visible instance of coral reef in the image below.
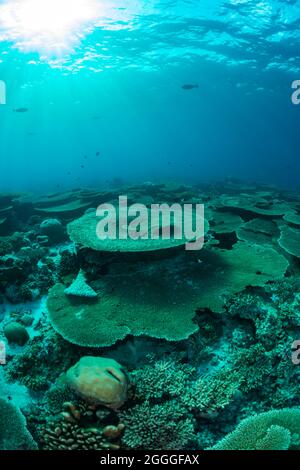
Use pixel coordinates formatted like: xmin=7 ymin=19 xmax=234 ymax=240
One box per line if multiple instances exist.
xmin=64 ymin=269 xmax=97 ymax=298
xmin=1 ymin=181 xmax=300 ymax=451
xmin=39 ymin=402 xmax=124 ymax=450
xmin=5 ymin=325 xmax=77 ymax=391
xmin=39 ymin=218 xmax=65 ymax=244
xmin=67 ymin=208 xmax=209 ymax=253
xmin=0 ymin=397 xmax=37 ymax=450
xmin=47 ymin=242 xmax=288 ymax=347
xmin=120 ymin=400 xmax=195 ymax=450
xmin=3 ymin=321 xmax=29 ymax=345
xmin=210 ymin=408 xmax=300 ymax=450
xmin=65 ymin=356 xmax=128 ymax=409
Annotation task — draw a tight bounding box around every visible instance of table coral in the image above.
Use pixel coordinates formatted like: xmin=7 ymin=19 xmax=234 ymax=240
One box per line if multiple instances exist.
xmin=0 ymin=398 xmax=37 ymax=450
xmin=210 ymin=408 xmax=300 ymax=450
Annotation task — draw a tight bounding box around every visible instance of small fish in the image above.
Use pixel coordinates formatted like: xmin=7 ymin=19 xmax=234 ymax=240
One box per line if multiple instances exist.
xmin=13 ymin=107 xmax=29 ymax=113
xmin=80 ymin=165 xmax=85 ymax=169
xmin=181 ymin=84 xmax=199 ymax=90
xmin=96 ymin=152 xmax=100 ymax=156
xmin=84 ymin=155 xmax=88 ymax=159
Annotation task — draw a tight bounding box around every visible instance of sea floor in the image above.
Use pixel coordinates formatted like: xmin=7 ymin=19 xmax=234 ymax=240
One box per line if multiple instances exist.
xmin=0 ymin=179 xmax=300 ymax=450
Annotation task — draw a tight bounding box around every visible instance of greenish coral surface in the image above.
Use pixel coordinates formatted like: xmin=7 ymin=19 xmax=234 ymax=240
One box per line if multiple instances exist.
xmin=0 ymin=398 xmax=37 ymax=450
xmin=67 ymin=209 xmax=209 ymax=252
xmin=1 ymin=182 xmax=300 ymax=452
xmin=210 ymin=409 xmax=300 ymax=450
xmin=47 ymin=241 xmax=288 ymax=347
xmin=120 ymin=400 xmax=195 ymax=450
xmin=64 ymin=269 xmax=97 ymax=298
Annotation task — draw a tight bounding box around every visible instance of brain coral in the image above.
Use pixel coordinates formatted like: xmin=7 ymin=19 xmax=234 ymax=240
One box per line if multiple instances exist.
xmin=65 ymin=356 xmax=128 ymax=409
xmin=47 ymin=242 xmax=288 ymax=347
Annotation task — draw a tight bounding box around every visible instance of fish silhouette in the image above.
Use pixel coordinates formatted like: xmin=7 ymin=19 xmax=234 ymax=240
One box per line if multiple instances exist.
xmin=181 ymin=84 xmax=199 ymax=90
xmin=13 ymin=107 xmax=29 ymax=113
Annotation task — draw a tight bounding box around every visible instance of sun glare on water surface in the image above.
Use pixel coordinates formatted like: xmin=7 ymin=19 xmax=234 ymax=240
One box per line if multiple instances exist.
xmin=0 ymin=0 xmax=105 ymax=55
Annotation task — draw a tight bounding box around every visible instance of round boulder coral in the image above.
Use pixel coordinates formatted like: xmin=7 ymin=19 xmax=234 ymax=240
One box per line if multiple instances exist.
xmin=65 ymin=357 xmax=128 ymax=409
xmin=4 ymin=321 xmax=29 ymax=346
xmin=40 ymin=218 xmax=65 ymax=243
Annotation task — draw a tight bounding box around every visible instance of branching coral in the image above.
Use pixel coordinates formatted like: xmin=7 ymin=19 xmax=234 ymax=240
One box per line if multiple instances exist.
xmin=181 ymin=368 xmax=242 ymax=415
xmin=6 ymin=327 xmax=77 ymax=391
xmin=231 ymin=343 xmax=273 ymax=393
xmin=120 ymin=400 xmax=195 ymax=450
xmin=131 ymin=360 xmax=195 ymax=400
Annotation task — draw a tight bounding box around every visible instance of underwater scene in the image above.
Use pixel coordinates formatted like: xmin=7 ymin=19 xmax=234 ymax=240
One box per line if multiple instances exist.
xmin=0 ymin=0 xmax=300 ymax=455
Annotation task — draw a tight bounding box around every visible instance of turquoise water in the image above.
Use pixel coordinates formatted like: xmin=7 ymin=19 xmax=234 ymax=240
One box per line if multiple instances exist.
xmin=0 ymin=0 xmax=300 ymax=191
xmin=1 ymin=1 xmax=300 ymax=453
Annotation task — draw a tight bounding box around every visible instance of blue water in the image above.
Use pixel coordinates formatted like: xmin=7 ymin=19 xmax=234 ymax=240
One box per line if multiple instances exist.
xmin=0 ymin=0 xmax=300 ymax=192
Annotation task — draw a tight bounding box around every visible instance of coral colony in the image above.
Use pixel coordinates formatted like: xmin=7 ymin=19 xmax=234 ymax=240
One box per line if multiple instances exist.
xmin=0 ymin=181 xmax=300 ymax=450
